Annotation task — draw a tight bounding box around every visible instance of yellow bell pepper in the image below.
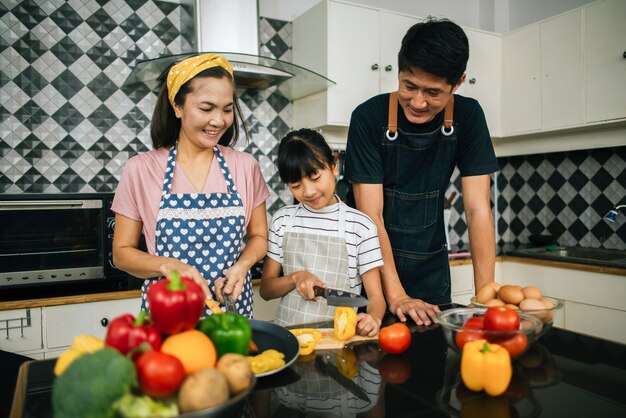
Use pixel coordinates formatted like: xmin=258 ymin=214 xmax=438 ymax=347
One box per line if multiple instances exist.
xmin=54 ymin=335 xmax=104 ymax=376
xmin=290 ymin=328 xmax=323 ymax=356
xmin=335 ymin=348 xmax=358 ymax=379
xmin=334 ymin=307 xmax=357 ymax=341
xmin=461 ymin=340 xmax=512 ymax=397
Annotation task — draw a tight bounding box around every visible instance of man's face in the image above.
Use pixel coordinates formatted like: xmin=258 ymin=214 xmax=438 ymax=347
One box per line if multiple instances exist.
xmin=397 ymin=67 xmax=464 ymax=125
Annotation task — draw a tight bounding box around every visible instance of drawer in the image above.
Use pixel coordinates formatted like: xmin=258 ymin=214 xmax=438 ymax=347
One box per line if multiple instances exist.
xmin=44 ymin=298 xmax=141 ymax=349
xmin=0 ymin=308 xmax=43 ymax=353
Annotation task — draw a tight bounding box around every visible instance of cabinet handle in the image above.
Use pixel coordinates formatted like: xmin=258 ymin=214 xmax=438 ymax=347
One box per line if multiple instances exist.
xmin=100 ymin=318 xmax=109 ymax=327
xmin=469 ymin=78 xmax=476 ymax=85
xmin=371 ymin=64 xmax=379 ymax=70
xmin=385 ymin=64 xmax=393 ymax=72
xmin=623 ymin=51 xmax=626 ymax=59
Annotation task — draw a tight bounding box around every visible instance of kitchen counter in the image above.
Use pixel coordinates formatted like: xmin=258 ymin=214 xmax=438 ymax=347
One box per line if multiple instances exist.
xmin=6 ymin=311 xmax=626 ymax=418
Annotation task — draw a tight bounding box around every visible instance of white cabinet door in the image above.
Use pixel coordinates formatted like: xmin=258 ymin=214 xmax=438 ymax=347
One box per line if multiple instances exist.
xmin=44 ymin=298 xmax=141 ymax=349
xmin=502 ymin=25 xmax=541 ymax=135
xmin=565 ymin=301 xmax=626 ymax=345
xmin=450 ymin=263 xmax=475 ymax=306
xmin=326 ymin=1 xmax=380 ymax=126
xmin=584 ymin=0 xmax=626 ymax=123
xmin=540 ymin=9 xmax=584 ymax=130
xmin=379 ymin=11 xmax=417 ymax=94
xmin=459 ymin=29 xmax=502 ymax=137
xmin=0 ymin=308 xmax=43 ymax=353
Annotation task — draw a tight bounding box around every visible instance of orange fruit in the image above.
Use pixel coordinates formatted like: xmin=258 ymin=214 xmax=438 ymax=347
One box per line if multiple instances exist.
xmin=161 ymin=330 xmax=216 ymax=375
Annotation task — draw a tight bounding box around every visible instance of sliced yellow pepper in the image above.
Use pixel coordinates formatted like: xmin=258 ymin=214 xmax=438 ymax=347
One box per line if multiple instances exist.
xmin=290 ymin=328 xmax=323 ymax=356
xmin=247 ymin=349 xmax=285 ymax=374
xmin=335 ymin=348 xmax=358 ymax=379
xmin=461 ymin=340 xmax=512 ymax=397
xmin=334 ymin=307 xmax=357 ymax=341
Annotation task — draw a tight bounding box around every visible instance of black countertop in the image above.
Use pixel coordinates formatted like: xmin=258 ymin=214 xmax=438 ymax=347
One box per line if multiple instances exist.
xmin=5 ymin=311 xmax=626 ymax=418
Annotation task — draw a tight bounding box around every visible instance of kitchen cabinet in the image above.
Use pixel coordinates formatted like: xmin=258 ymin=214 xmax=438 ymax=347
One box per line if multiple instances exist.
xmin=502 ymin=10 xmax=584 ymax=135
xmin=584 ymin=0 xmax=626 ymax=123
xmin=293 ymin=0 xmax=417 ymax=128
xmin=44 ymin=297 xmax=140 ymax=355
xmin=499 ymin=260 xmax=626 ymax=344
xmin=456 ymin=28 xmax=502 ymax=136
xmin=450 ymin=262 xmax=475 ymax=306
xmin=0 ymin=308 xmax=43 ymax=354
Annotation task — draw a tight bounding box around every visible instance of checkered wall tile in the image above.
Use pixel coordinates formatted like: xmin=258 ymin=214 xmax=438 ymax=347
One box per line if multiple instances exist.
xmin=497 ymin=147 xmax=626 ymax=250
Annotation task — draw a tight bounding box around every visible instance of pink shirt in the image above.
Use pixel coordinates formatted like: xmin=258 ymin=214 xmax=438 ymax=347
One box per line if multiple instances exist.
xmin=112 ymin=145 xmax=270 ymax=255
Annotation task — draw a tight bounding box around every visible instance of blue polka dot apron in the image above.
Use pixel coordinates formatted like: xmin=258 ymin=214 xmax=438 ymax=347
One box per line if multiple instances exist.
xmin=140 ymin=144 xmax=253 ymax=318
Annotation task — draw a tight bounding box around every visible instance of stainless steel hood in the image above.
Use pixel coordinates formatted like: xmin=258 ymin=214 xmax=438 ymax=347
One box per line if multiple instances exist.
xmin=123 ymin=0 xmax=334 ymax=100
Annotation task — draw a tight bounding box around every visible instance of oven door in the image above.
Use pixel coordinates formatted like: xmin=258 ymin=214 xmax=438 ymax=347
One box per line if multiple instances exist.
xmin=0 ymin=199 xmax=105 ymax=288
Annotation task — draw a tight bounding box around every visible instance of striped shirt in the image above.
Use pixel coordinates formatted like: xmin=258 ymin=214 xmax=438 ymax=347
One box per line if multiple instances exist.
xmin=267 ymin=201 xmax=383 ymax=287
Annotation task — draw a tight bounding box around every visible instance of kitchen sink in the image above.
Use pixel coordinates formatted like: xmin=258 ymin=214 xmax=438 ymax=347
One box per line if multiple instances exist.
xmin=508 ymin=246 xmax=626 ymax=269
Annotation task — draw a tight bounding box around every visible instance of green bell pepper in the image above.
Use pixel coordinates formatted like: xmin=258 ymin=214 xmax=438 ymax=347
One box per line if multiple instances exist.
xmin=196 ymin=313 xmax=252 ymax=358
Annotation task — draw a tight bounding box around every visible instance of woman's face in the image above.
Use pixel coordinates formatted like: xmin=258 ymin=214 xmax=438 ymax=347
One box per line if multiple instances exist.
xmin=288 ymin=161 xmax=339 ymax=209
xmin=173 ymin=76 xmax=235 ymax=149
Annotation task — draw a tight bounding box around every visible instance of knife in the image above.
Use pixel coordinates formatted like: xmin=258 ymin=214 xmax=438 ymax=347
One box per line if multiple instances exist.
xmin=315 ymin=353 xmax=371 ymax=403
xmin=313 ymin=286 xmax=369 ymax=307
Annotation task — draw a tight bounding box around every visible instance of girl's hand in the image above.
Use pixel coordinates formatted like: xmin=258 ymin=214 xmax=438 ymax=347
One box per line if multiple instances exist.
xmin=356 ymin=313 xmax=382 ymax=337
xmin=158 ymin=260 xmax=212 ymax=300
xmin=214 ymin=263 xmax=246 ymax=303
xmin=292 ymin=271 xmax=326 ymax=301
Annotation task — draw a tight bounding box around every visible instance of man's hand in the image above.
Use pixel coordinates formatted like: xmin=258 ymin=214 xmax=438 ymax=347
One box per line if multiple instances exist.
xmin=389 ymin=295 xmax=440 ymax=326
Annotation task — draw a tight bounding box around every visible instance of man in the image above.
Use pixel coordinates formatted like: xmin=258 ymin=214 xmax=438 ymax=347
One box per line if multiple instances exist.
xmin=344 ymin=18 xmax=498 ymax=325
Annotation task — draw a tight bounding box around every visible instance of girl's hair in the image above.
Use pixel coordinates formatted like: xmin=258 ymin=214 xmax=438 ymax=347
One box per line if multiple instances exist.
xmin=277 ymin=128 xmax=334 ymax=184
xmin=150 ymin=66 xmax=249 ymax=149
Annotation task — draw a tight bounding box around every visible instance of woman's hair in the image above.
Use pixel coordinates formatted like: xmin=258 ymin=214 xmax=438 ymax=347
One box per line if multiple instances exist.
xmin=150 ymin=66 xmax=249 ymax=149
xmin=398 ymin=17 xmax=469 ymax=86
xmin=277 ymin=128 xmax=335 ymax=184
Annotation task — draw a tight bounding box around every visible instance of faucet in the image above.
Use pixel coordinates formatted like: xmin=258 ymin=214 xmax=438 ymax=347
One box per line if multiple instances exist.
xmin=604 ymin=204 xmax=626 ymax=223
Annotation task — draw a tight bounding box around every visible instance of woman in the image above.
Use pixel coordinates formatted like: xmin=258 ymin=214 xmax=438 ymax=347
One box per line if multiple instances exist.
xmin=112 ymin=54 xmax=269 ymax=318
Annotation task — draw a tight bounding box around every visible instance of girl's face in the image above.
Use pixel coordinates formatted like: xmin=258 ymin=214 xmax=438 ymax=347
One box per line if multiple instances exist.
xmin=288 ymin=161 xmax=339 ymax=209
xmin=173 ymin=76 xmax=235 ymax=149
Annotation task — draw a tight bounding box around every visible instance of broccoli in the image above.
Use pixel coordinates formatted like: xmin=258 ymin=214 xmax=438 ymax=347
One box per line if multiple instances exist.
xmin=52 ymin=347 xmax=137 ymax=418
xmin=114 ymin=392 xmax=179 ymax=417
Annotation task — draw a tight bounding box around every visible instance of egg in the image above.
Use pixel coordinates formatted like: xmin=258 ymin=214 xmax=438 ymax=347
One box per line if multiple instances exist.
xmin=476 ymin=283 xmax=497 ymax=304
xmin=505 ymin=304 xmax=520 ymax=310
xmin=493 ymin=282 xmax=502 ymax=292
xmin=484 ymin=298 xmax=505 ymax=307
xmin=540 ymin=298 xmax=554 ymax=309
xmin=498 ymin=285 xmax=524 ymax=305
xmin=519 ymin=298 xmax=549 ymax=321
xmin=522 ymin=286 xmax=543 ymax=300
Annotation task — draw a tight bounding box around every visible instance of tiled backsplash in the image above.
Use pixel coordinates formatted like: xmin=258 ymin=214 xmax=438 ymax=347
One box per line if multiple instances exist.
xmin=1 ymin=0 xmax=624 ymax=250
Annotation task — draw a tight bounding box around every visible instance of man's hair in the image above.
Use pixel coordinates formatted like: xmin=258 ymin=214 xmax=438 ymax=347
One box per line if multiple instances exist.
xmin=398 ymin=17 xmax=469 ymax=86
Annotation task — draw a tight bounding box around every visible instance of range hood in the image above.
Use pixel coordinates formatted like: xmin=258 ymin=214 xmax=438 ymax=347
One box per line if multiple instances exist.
xmin=123 ymin=0 xmax=334 ymax=100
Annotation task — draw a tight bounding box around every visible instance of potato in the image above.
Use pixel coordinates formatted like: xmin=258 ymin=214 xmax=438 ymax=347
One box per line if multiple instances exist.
xmin=178 ymin=367 xmax=229 ymax=413
xmin=217 ymin=353 xmax=253 ymax=395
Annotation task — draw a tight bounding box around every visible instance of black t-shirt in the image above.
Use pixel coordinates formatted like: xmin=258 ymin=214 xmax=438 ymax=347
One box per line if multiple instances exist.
xmin=344 ymin=93 xmax=499 ymax=187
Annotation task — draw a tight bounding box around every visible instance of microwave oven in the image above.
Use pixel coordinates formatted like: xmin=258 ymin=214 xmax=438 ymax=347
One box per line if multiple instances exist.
xmin=0 ymin=193 xmax=128 ymax=289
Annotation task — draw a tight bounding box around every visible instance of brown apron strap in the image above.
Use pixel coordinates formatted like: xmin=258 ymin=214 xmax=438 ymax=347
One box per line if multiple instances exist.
xmin=443 ymin=95 xmax=454 ymax=132
xmin=388 ymin=91 xmax=398 ymax=134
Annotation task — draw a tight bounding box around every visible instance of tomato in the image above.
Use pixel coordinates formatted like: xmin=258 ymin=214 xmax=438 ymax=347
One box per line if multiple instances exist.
xmin=483 ymin=307 xmax=520 ymax=332
xmin=455 ymin=329 xmax=485 ymax=350
xmin=135 ymin=350 xmax=185 ymax=398
xmin=463 ymin=317 xmax=485 ymax=330
xmin=496 ymin=333 xmax=528 ymax=358
xmin=378 ymin=354 xmax=411 ymax=384
xmin=378 ymin=323 xmax=411 ymax=354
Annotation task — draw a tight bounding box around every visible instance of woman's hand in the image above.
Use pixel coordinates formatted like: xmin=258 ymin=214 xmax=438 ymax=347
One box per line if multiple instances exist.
xmin=356 ymin=313 xmax=382 ymax=337
xmin=158 ymin=260 xmax=212 ymax=300
xmin=214 ymin=263 xmax=247 ymax=303
xmin=291 ymin=271 xmax=326 ymax=301
xmin=388 ymin=295 xmax=440 ymax=326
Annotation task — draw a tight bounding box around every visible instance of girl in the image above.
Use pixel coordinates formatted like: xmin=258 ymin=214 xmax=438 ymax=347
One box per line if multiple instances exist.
xmin=112 ymin=54 xmax=270 ymax=318
xmin=260 ymin=129 xmax=385 ymax=336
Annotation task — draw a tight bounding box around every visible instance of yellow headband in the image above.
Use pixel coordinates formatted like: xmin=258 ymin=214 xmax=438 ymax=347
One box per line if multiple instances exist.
xmin=166 ymin=54 xmax=234 ymax=106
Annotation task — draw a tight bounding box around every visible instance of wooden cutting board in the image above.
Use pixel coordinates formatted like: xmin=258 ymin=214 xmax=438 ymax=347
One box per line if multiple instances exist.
xmin=314 ymin=328 xmax=378 ymax=350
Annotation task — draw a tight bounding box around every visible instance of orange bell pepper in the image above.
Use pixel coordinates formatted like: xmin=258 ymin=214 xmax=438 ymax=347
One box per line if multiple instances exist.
xmin=461 ymin=340 xmax=512 ymax=397
xmin=334 ymin=307 xmax=357 ymax=341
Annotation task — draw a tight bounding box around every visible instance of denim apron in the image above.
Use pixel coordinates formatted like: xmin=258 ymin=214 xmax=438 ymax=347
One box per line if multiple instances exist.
xmin=382 ymin=92 xmax=456 ymax=304
xmin=140 ymin=144 xmax=253 ymax=318
xmin=274 ymin=199 xmax=353 ymax=326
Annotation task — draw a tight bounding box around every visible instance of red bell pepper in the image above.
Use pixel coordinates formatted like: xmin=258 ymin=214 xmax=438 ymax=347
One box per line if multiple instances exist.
xmin=104 ymin=311 xmax=162 ymax=355
xmin=147 ymin=270 xmax=205 ymax=334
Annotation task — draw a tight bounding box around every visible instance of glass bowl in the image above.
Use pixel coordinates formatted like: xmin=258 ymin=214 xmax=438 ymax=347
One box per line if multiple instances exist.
xmin=470 ymin=295 xmax=564 ymax=336
xmin=436 ymin=307 xmax=543 ymax=359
